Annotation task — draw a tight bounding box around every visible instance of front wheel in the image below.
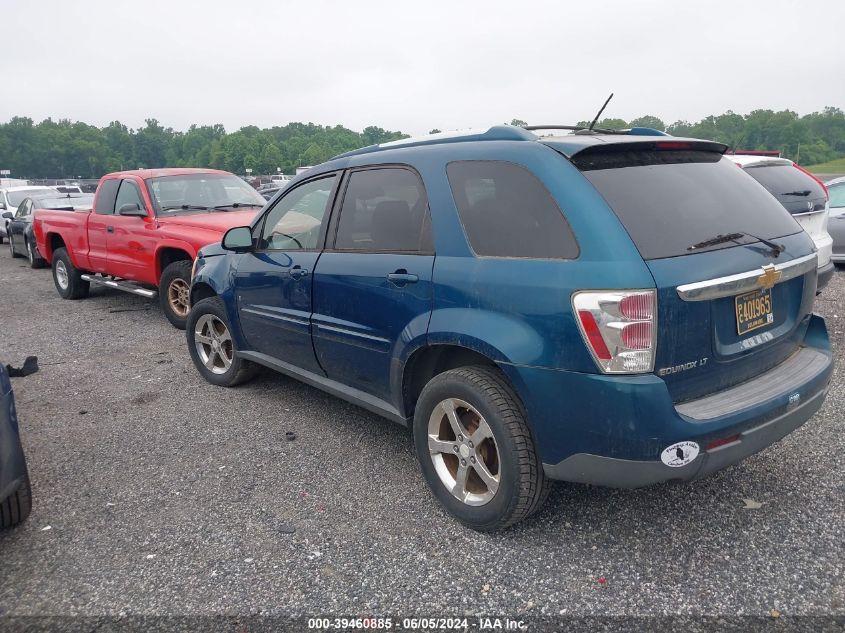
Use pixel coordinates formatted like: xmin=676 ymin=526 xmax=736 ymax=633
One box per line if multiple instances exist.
xmin=159 ymin=260 xmax=193 ymax=329
xmin=8 ymin=235 xmax=19 ymax=258
xmin=1 ymin=473 xmax=32 ymax=528
xmin=186 ymin=296 xmax=259 ymax=387
xmin=413 ymin=366 xmax=549 ymax=531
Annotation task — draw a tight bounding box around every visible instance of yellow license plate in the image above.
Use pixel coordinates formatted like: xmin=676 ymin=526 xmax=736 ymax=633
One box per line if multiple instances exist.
xmin=735 ymin=288 xmax=774 ymax=335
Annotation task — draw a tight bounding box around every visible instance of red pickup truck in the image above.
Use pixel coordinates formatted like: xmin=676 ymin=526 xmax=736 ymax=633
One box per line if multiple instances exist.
xmin=34 ymin=168 xmax=265 ymax=328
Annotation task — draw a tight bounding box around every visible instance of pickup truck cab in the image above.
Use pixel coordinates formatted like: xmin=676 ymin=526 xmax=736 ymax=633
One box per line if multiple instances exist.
xmin=34 ymin=168 xmax=266 ymax=328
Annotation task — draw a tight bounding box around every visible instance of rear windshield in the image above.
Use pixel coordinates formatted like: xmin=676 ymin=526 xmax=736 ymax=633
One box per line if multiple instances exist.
xmin=574 ymin=150 xmax=801 ymax=260
xmin=742 ymin=164 xmax=827 ymax=214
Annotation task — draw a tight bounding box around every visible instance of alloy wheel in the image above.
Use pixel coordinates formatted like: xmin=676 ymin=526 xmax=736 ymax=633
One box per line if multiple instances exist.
xmin=167 ymin=278 xmax=190 ymax=317
xmin=26 ymin=241 xmax=34 ymax=265
xmin=427 ymin=398 xmax=501 ymax=506
xmin=55 ymin=260 xmax=69 ymax=290
xmin=194 ymin=314 xmax=233 ymax=375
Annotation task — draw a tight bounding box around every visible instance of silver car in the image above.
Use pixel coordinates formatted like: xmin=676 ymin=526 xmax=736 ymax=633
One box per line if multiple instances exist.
xmin=827 ymin=176 xmax=845 ymax=265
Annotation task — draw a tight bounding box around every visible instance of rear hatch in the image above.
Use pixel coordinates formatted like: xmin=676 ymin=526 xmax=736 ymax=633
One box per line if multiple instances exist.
xmin=568 ymin=141 xmax=817 ymax=403
xmin=740 ymin=161 xmax=829 ymax=256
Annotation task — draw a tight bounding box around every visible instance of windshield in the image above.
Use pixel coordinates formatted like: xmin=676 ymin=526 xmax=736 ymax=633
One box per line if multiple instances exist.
xmin=146 ymin=173 xmax=265 ymax=215
xmin=575 ymin=150 xmax=802 ymax=260
xmin=742 ymin=164 xmax=827 ymax=214
xmin=7 ymin=188 xmax=54 ymax=207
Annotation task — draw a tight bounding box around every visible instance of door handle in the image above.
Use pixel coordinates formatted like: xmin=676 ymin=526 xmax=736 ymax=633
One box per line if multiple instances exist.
xmin=289 ymin=266 xmax=309 ymax=280
xmin=387 ymin=270 xmax=419 ymax=285
xmin=107 ymin=226 xmax=114 ymax=233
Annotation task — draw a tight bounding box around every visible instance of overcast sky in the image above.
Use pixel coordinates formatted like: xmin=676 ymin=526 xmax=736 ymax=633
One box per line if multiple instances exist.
xmin=3 ymin=0 xmax=842 ymax=136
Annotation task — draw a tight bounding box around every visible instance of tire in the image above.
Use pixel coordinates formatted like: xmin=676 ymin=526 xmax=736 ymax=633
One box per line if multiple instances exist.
xmin=8 ymin=235 xmax=20 ymax=258
xmin=186 ymin=296 xmax=258 ymax=387
xmin=159 ymin=260 xmax=193 ymax=329
xmin=1 ymin=473 xmax=32 ymax=528
xmin=413 ymin=365 xmax=550 ymax=532
xmin=51 ymin=247 xmax=89 ymax=299
xmin=26 ymin=239 xmax=45 ymax=269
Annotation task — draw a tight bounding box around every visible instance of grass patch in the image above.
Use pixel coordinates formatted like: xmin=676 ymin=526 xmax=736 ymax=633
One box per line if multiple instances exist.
xmin=805 ymin=157 xmax=845 ymax=174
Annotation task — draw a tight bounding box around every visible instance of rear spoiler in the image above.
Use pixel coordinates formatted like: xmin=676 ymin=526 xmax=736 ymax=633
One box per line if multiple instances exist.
xmin=567 ymin=140 xmax=730 ymax=172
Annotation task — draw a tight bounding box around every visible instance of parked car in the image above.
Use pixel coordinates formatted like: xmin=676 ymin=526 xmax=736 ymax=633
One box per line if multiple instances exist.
xmin=258 ymin=185 xmax=285 ymax=200
xmin=186 ymin=126 xmax=832 ymax=531
xmin=33 ymin=168 xmax=266 ymax=328
xmin=725 ymin=155 xmax=833 ymax=290
xmin=53 ymin=185 xmax=83 ymax=194
xmin=826 ymin=176 xmax=845 ymax=266
xmin=0 ymin=186 xmax=57 ymax=243
xmin=4 ymin=193 xmax=94 ymax=268
xmin=1 ymin=363 xmax=31 ymax=529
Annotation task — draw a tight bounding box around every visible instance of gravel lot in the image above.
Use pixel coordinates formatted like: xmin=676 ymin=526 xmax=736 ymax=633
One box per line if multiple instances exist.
xmin=0 ymin=248 xmax=843 ymax=626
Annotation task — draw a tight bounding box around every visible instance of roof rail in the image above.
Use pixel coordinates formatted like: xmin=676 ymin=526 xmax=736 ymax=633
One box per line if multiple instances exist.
xmin=332 ymin=125 xmax=537 ymax=160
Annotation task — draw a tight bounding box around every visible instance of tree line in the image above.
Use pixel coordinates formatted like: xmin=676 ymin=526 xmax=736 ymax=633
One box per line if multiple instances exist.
xmin=0 ymin=118 xmax=407 ymax=179
xmin=1 ymin=106 xmax=844 ymax=179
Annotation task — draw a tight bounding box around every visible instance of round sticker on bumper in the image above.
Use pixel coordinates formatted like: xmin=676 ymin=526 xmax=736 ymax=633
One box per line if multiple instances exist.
xmin=661 ymin=441 xmax=700 ymax=467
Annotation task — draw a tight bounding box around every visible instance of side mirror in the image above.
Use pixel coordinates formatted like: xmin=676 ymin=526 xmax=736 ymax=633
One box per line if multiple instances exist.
xmin=222 ymin=226 xmax=253 ymax=252
xmin=1 ymin=212 xmax=12 ymax=219
xmin=118 ymin=203 xmax=147 ymax=217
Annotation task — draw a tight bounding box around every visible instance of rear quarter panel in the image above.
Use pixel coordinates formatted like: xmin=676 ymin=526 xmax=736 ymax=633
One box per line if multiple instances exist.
xmin=34 ymin=208 xmax=92 ymax=267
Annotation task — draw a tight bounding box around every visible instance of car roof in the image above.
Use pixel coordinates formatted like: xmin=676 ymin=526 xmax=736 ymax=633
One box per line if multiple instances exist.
xmin=103 ymin=167 xmax=231 ymax=180
xmin=826 ymin=176 xmax=845 ymax=186
xmin=724 ymin=154 xmax=793 ymax=168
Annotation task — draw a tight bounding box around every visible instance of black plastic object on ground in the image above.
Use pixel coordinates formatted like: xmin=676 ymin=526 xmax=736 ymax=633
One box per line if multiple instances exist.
xmin=6 ymin=356 xmax=38 ymax=377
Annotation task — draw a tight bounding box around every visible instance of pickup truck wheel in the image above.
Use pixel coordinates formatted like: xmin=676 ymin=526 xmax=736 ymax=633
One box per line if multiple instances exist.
xmin=413 ymin=366 xmax=549 ymax=532
xmin=1 ymin=473 xmax=32 ymax=528
xmin=26 ymin=239 xmax=45 ymax=269
xmin=186 ymin=297 xmax=258 ymax=387
xmin=159 ymin=260 xmax=193 ymax=329
xmin=52 ymin=247 xmax=89 ymax=299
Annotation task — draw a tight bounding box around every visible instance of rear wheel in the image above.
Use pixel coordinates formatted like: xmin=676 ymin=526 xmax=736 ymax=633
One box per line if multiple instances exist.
xmin=51 ymin=247 xmax=89 ymax=299
xmin=159 ymin=260 xmax=193 ymax=329
xmin=413 ymin=366 xmax=549 ymax=531
xmin=1 ymin=474 xmax=32 ymax=529
xmin=26 ymin=239 xmax=45 ymax=269
xmin=186 ymin=296 xmax=258 ymax=387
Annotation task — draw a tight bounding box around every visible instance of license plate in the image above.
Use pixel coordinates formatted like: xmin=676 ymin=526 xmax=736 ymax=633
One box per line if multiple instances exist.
xmin=735 ymin=288 xmax=774 ymax=335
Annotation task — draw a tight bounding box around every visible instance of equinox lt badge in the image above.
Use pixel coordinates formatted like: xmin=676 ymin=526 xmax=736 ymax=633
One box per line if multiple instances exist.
xmin=657 ymin=358 xmax=709 ymax=376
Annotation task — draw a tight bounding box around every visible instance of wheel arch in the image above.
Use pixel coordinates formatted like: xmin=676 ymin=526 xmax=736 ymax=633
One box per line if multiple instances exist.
xmin=401 ymin=343 xmax=509 ymax=420
xmin=155 ymin=243 xmax=195 ymax=283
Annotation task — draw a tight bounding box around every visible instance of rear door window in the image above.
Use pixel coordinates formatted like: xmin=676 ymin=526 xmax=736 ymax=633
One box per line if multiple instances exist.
xmin=574 ymin=149 xmax=801 ymax=260
xmin=447 ymin=161 xmax=578 ymax=259
xmin=742 ymin=164 xmax=827 ymax=214
xmin=333 ymin=167 xmax=433 ymax=252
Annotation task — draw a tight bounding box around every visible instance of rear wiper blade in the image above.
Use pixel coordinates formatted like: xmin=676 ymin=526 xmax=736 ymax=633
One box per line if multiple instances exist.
xmin=160 ymin=204 xmax=210 ymax=211
xmin=211 ymin=202 xmax=264 ymax=211
xmin=781 ymin=190 xmax=811 ymax=196
xmin=688 ymin=231 xmax=785 ymax=256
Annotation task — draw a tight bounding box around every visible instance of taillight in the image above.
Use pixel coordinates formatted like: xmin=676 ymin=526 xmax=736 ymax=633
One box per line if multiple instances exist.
xmin=573 ymin=290 xmax=657 ymax=374
xmin=793 ymin=163 xmax=829 ymax=201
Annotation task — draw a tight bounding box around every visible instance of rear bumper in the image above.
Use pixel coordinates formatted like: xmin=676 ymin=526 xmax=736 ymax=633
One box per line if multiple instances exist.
xmin=817 ymin=260 xmax=835 ymax=291
xmin=543 ymin=384 xmax=827 ymax=488
xmin=503 ymin=314 xmax=833 ymax=488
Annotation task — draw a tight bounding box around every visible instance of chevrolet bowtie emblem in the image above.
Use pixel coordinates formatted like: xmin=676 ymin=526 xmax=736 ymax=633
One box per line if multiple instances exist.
xmin=757 ymin=264 xmax=782 ymax=290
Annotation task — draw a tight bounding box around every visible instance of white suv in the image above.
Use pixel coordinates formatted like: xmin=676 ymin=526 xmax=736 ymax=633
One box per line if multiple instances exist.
xmin=726 ymin=154 xmax=834 ymax=291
